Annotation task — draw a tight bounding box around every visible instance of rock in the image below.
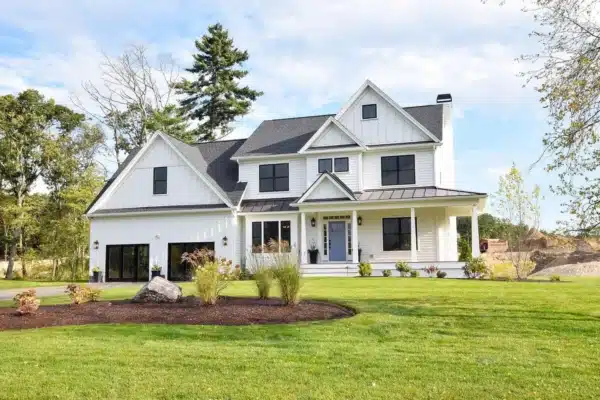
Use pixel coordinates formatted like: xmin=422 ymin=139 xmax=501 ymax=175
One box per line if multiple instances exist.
xmin=131 ymin=277 xmax=182 ymax=303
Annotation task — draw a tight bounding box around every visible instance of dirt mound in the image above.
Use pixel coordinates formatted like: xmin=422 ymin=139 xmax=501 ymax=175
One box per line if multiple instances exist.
xmin=0 ymin=297 xmax=355 ymax=331
xmin=531 ymin=262 xmax=600 ymax=277
xmin=530 ymin=249 xmax=600 ymax=274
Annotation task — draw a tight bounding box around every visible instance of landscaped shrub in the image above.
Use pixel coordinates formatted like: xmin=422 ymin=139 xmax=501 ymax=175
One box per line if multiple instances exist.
xmin=410 ymin=270 xmax=420 ymax=278
xmin=254 ymin=267 xmax=274 ymax=299
xmin=274 ymin=263 xmax=302 ymax=306
xmin=458 ymin=236 xmax=472 ymax=262
xmin=436 ymin=270 xmax=447 ymax=279
xmin=463 ymin=257 xmax=488 ymax=279
xmin=358 ymin=262 xmax=372 ymax=277
xmin=423 ymin=265 xmax=439 ymax=277
xmin=190 ymin=258 xmax=239 ymax=305
xmin=550 ymin=274 xmax=561 ymax=282
xmin=382 ymin=269 xmax=392 ymax=277
xmin=65 ymin=284 xmax=102 ymax=304
xmin=13 ymin=289 xmax=40 ymax=315
xmin=395 ymin=261 xmax=411 ymax=277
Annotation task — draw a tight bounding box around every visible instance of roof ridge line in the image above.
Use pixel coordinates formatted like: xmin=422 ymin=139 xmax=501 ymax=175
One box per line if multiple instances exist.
xmin=267 ymin=113 xmax=336 ymax=122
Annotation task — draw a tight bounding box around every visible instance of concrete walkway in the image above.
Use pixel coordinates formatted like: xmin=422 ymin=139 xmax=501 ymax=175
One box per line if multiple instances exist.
xmin=0 ymin=282 xmax=141 ymax=301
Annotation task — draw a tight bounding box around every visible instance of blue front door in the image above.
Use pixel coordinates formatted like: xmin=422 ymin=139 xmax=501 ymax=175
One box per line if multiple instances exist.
xmin=328 ymin=221 xmax=346 ymax=261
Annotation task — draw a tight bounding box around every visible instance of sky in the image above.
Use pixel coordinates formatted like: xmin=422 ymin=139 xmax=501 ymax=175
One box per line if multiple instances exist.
xmin=0 ymin=0 xmax=564 ymax=228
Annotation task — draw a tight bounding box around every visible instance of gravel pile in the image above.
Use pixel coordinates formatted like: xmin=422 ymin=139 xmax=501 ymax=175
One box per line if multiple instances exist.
xmin=531 ymin=262 xmax=600 ymax=277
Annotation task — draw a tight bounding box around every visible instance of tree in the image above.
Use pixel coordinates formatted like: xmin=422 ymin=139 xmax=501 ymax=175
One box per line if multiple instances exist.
xmin=174 ymin=23 xmax=263 ymax=141
xmin=495 ymin=165 xmax=541 ymax=279
xmin=75 ymin=45 xmax=192 ymax=166
xmin=505 ymin=0 xmax=600 ymax=233
xmin=0 ymin=90 xmax=84 ymax=279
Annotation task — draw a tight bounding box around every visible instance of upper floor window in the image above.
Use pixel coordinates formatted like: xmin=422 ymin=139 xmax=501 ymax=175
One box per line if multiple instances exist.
xmin=259 ymin=163 xmax=289 ymax=192
xmin=318 ymin=159 xmax=332 ymax=173
xmin=362 ymin=104 xmax=377 ymax=120
xmin=153 ymin=167 xmax=167 ymax=194
xmin=381 ymin=155 xmax=415 ymax=186
xmin=334 ymin=157 xmax=349 ymax=172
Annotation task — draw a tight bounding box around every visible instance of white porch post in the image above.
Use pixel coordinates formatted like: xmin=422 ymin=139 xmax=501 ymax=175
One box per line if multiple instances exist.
xmin=300 ymin=212 xmax=308 ymax=264
xmin=471 ymin=205 xmax=480 ymax=258
xmin=351 ymin=210 xmax=359 ymax=263
xmin=410 ymin=207 xmax=417 ymax=262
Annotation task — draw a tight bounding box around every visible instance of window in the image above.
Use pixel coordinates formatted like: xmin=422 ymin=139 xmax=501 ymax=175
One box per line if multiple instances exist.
xmin=153 ymin=167 xmax=167 ymax=194
xmin=382 ymin=217 xmax=417 ymax=251
xmin=347 ymin=222 xmax=352 ymax=256
xmin=381 ymin=155 xmax=415 ymax=186
xmin=334 ymin=157 xmax=349 ymax=172
xmin=318 ymin=158 xmax=332 ymax=173
xmin=323 ymin=224 xmax=328 ymax=256
xmin=259 ymin=163 xmax=289 ymax=192
xmin=252 ymin=221 xmax=292 ymax=252
xmin=362 ymin=104 xmax=377 ymax=119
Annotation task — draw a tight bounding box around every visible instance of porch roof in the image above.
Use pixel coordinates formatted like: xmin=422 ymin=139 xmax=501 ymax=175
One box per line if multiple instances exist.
xmin=239 ymin=198 xmax=299 ymax=213
xmin=356 ymin=186 xmax=486 ymax=201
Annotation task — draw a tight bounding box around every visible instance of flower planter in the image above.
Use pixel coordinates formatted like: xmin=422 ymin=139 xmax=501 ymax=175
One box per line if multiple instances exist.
xmin=151 ymin=270 xmax=161 ymax=278
xmin=308 ymin=250 xmax=319 ymax=264
xmin=92 ymin=271 xmax=100 ymax=283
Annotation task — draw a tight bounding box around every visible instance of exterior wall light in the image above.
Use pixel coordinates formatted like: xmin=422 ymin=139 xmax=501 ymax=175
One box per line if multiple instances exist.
xmin=93 ymin=240 xmax=99 ymax=250
xmin=223 ymin=236 xmax=228 ymax=246
xmin=311 ymin=217 xmax=316 ymax=227
xmin=357 ymin=216 xmax=363 ymax=226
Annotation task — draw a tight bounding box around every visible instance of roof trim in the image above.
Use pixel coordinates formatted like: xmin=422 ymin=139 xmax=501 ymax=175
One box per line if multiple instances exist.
xmin=297 ymin=171 xmax=356 ymax=204
xmin=335 ymin=79 xmax=441 ymax=143
xmin=298 ymin=117 xmax=367 ymax=153
xmin=88 ymin=204 xmax=230 ymax=218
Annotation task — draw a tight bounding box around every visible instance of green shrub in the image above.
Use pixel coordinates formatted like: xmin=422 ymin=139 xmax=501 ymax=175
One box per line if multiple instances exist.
xmin=550 ymin=274 xmax=561 ymax=282
xmin=410 ymin=270 xmax=420 ymax=278
xmin=13 ymin=289 xmax=40 ymax=315
xmin=382 ymin=269 xmax=392 ymax=277
xmin=191 ymin=258 xmax=239 ymax=305
xmin=436 ymin=270 xmax=447 ymax=279
xmin=458 ymin=236 xmax=472 ymax=262
xmin=358 ymin=262 xmax=372 ymax=277
xmin=151 ymin=265 xmax=161 ymax=272
xmin=274 ymin=263 xmax=301 ymax=306
xmin=463 ymin=257 xmax=488 ymax=279
xmin=423 ymin=265 xmax=439 ymax=277
xmin=253 ymin=267 xmax=274 ymax=299
xmin=395 ymin=261 xmax=411 ymax=277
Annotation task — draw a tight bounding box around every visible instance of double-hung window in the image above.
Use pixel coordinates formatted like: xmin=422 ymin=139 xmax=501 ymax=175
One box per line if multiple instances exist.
xmin=318 ymin=157 xmax=349 ymax=173
xmin=381 ymin=155 xmax=415 ymax=186
xmin=252 ymin=221 xmax=292 ymax=252
xmin=153 ymin=167 xmax=167 ymax=194
xmin=259 ymin=163 xmax=289 ymax=192
xmin=382 ymin=217 xmax=417 ymax=251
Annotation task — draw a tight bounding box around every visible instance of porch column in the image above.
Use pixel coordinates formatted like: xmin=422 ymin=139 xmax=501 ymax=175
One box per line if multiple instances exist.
xmin=300 ymin=212 xmax=308 ymax=264
xmin=471 ymin=205 xmax=480 ymax=258
xmin=410 ymin=207 xmax=417 ymax=262
xmin=351 ymin=210 xmax=359 ymax=263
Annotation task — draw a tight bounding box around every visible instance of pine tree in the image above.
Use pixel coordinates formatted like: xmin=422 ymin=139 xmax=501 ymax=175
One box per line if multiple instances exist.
xmin=175 ymin=23 xmax=263 ymax=141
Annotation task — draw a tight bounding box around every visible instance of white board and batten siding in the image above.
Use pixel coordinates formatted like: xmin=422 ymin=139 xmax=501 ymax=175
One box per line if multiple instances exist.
xmin=99 ymin=136 xmax=223 ymax=210
xmin=362 ymin=148 xmax=435 ymax=189
xmin=305 ymin=153 xmax=360 ymax=191
xmin=339 ymin=86 xmax=432 ymax=145
xmin=89 ymin=212 xmax=239 ymax=276
xmin=237 ymin=158 xmax=306 ymax=200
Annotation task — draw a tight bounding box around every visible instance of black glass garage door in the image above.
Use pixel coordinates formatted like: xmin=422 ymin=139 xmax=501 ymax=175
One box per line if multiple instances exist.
xmin=106 ymin=244 xmax=149 ymax=282
xmin=168 ymin=242 xmax=214 ymax=281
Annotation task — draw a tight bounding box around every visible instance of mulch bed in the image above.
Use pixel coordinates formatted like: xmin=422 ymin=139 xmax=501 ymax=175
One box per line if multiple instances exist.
xmin=0 ymin=296 xmax=355 ymax=331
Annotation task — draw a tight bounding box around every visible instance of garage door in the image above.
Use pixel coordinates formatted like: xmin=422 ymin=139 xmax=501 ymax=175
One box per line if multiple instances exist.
xmin=168 ymin=242 xmax=215 ymax=281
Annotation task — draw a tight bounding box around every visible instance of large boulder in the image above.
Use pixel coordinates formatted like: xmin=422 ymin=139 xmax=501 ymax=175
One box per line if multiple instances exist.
xmin=132 ymin=277 xmax=182 ymax=303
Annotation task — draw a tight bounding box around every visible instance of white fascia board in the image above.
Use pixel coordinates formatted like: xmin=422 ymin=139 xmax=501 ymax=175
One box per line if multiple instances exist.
xmin=88 ymin=207 xmax=233 ymax=218
xmin=296 ymin=173 xmax=355 ymax=204
xmin=335 ymin=79 xmax=441 ymax=143
xmin=231 ymin=153 xmax=305 ymax=161
xmin=298 ymin=117 xmax=367 ymax=153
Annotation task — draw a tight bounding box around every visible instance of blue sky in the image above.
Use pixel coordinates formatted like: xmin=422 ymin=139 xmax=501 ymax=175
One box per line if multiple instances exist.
xmin=0 ymin=1 xmax=563 ymax=228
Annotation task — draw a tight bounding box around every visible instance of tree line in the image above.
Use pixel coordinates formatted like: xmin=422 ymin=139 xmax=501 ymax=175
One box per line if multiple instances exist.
xmin=0 ymin=23 xmax=262 ymax=280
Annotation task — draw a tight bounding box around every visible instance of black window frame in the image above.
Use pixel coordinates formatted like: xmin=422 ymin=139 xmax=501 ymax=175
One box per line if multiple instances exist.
xmin=362 ymin=104 xmax=377 ymax=120
xmin=382 ymin=217 xmax=418 ymax=251
xmin=318 ymin=158 xmax=333 ymax=173
xmin=334 ymin=157 xmax=349 ymax=172
xmin=381 ymin=155 xmax=416 ymax=186
xmin=105 ymin=244 xmax=150 ymax=282
xmin=153 ymin=166 xmax=168 ymax=195
xmin=259 ymin=163 xmax=289 ymax=192
xmin=252 ymin=220 xmax=292 ymax=253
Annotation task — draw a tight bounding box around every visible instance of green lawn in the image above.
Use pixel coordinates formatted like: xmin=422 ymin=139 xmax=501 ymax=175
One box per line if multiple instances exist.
xmin=0 ymin=280 xmax=74 ymax=290
xmin=1 ymin=278 xmax=600 ymax=399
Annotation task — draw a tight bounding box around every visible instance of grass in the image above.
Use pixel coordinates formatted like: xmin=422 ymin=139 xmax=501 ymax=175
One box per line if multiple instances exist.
xmin=0 ymin=280 xmax=75 ymax=290
xmin=1 ymin=278 xmax=600 ymax=399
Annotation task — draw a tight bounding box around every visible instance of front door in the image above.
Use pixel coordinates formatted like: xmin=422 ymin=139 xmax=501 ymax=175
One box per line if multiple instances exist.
xmin=328 ymin=221 xmax=346 ymax=262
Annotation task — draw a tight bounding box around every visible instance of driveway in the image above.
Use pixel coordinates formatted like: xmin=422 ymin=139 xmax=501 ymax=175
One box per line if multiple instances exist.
xmin=0 ymin=282 xmax=141 ymax=301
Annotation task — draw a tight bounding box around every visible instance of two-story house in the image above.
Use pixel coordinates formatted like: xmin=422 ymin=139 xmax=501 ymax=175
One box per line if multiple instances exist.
xmin=86 ymin=80 xmax=486 ymax=280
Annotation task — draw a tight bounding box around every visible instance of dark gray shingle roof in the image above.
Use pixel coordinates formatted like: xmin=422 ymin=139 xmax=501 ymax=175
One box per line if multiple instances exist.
xmin=232 ymin=114 xmax=334 ymax=158
xmin=404 ymin=104 xmax=443 ymax=141
xmin=89 ymin=204 xmax=229 ymax=215
xmin=240 ymin=198 xmax=298 ymax=213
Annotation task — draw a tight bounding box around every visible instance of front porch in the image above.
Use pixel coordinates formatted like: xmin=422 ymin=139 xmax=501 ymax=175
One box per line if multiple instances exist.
xmin=300 ymin=261 xmax=467 ymax=278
